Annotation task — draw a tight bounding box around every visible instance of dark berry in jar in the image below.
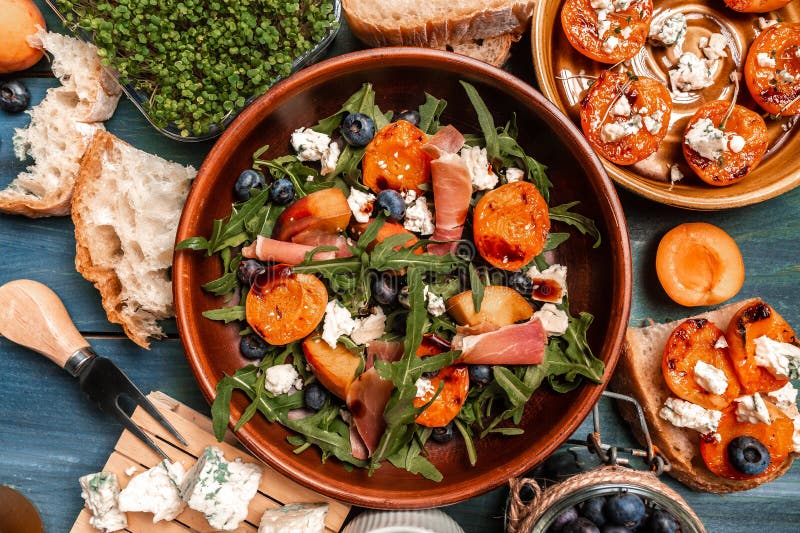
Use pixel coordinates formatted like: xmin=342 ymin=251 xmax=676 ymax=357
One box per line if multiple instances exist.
xmin=506 ymin=270 xmax=533 ymax=295
xmin=342 ymin=112 xmax=376 ymax=147
xmin=550 ymin=506 xmax=579 ymax=532
xmin=562 ymin=517 xmax=600 ymax=533
xmin=304 ymin=382 xmax=328 ymax=411
xmin=0 ymin=80 xmax=31 ymax=114
xmin=239 ymin=334 xmax=269 ymax=360
xmin=394 ymin=109 xmax=421 ymax=127
xmin=430 ymin=422 xmax=454 ymax=443
xmin=270 ymin=178 xmax=295 ymax=205
xmin=646 ymin=509 xmax=679 ymax=533
xmin=727 ymin=435 xmax=771 ymax=476
xmin=373 ymin=273 xmax=399 ymax=305
xmin=375 ymin=189 xmax=406 ymax=221
xmin=544 ymin=450 xmax=583 ymax=482
xmin=579 ymin=497 xmax=607 ymax=527
xmin=600 ymin=527 xmax=631 ymax=533
xmin=237 ymin=259 xmax=265 ymax=285
xmin=604 ymin=493 xmax=645 ymax=528
xmin=468 ymin=365 xmax=492 ymax=386
xmin=234 ymin=169 xmax=266 ymax=202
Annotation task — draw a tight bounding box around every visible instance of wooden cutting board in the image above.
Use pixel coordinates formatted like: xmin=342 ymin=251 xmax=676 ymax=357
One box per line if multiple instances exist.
xmin=70 ymin=391 xmax=350 ymax=532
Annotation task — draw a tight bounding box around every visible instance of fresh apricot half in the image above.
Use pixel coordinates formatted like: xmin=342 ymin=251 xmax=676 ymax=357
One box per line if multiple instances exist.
xmin=656 ymin=223 xmax=745 ymax=307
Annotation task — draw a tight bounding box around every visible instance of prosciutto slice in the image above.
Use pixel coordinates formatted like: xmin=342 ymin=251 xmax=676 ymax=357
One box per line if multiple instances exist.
xmin=345 ymin=368 xmax=395 ymax=457
xmin=291 ymin=230 xmax=353 ymax=258
xmin=422 ymin=126 xmax=472 ymax=256
xmin=365 ymin=341 xmax=404 ymax=370
xmin=242 ymin=235 xmax=336 ymax=265
xmin=458 ymin=317 xmax=547 ymax=365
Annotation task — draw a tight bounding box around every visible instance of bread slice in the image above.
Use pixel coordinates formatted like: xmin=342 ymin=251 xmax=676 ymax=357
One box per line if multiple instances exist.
xmin=612 ymin=299 xmax=797 ymax=492
xmin=343 ymin=0 xmax=534 ymax=48
xmin=72 ymin=131 xmax=196 ymax=348
xmin=28 ymin=28 xmax=122 ymax=122
xmin=0 ymin=88 xmax=104 ymax=217
xmin=433 ymin=34 xmax=514 ymax=67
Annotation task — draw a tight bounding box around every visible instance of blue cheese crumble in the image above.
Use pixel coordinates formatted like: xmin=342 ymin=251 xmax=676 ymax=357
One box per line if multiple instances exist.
xmin=649 ymin=13 xmax=687 ymax=47
xmin=735 ymin=393 xmax=771 ymax=425
xmin=659 ymin=397 xmax=722 ymax=437
xmin=669 ymin=52 xmax=715 ymax=92
xmin=265 ymin=364 xmax=302 ymax=395
xmin=79 ymin=472 xmax=127 ymax=532
xmin=118 ymin=460 xmax=186 ymax=523
xmin=403 ymin=195 xmax=435 ymax=235
xmin=693 ymin=360 xmax=728 ymax=395
xmin=685 ymin=118 xmax=745 ymax=162
xmin=180 ymin=446 xmax=263 ymax=531
xmin=321 ymin=300 xmax=357 ymax=349
xmin=532 ymin=303 xmax=569 ymax=336
xmin=258 ymin=503 xmax=328 ymax=533
xmin=460 ymin=145 xmax=498 ymax=190
xmin=290 ymin=127 xmax=340 ymax=176
xmin=753 ymin=335 xmax=800 ymax=379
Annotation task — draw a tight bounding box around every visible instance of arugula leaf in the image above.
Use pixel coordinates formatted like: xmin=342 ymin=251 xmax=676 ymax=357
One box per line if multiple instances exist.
xmin=312 ymin=83 xmax=375 ymax=135
xmin=543 ymin=232 xmax=571 ymax=252
xmin=496 ymin=133 xmax=553 ymax=201
xmin=201 ymin=271 xmax=239 ymax=296
xmin=469 ymin=263 xmax=485 ymax=313
xmin=545 ymin=309 xmax=605 ymax=392
xmin=549 ymin=201 xmax=602 ymax=248
xmin=387 ymin=428 xmax=443 ymax=481
xmin=175 ymin=236 xmax=210 ymax=252
xmin=182 ymin=188 xmax=270 ymax=255
xmin=212 ymin=376 xmax=235 ymax=441
xmin=461 ymin=81 xmax=500 ymax=161
xmin=418 ymin=93 xmax=448 ymax=134
xmin=454 ymin=418 xmax=477 ymax=466
xmin=283 ymin=407 xmax=368 ymax=467
xmin=202 ymin=305 xmax=245 ymax=323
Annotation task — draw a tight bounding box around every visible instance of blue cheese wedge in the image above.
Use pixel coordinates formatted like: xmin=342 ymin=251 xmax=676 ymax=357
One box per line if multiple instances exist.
xmin=258 ymin=503 xmax=328 ymax=533
xmin=79 ymin=472 xmax=127 ymax=533
xmin=180 ymin=446 xmax=264 ymax=531
xmin=659 ymin=397 xmax=722 ymax=438
xmin=734 ymin=393 xmax=771 ymax=425
xmin=118 ymin=460 xmax=186 ymax=522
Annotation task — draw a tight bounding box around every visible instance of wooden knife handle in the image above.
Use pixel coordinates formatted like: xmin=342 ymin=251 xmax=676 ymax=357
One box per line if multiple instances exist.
xmin=0 ymin=279 xmax=90 ymax=369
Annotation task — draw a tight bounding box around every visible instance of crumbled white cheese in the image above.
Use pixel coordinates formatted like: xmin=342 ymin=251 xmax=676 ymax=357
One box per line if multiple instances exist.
xmin=611 ymin=94 xmax=632 ymax=116
xmin=602 ymin=36 xmax=620 ymax=54
xmin=79 ymin=472 xmax=127 ymax=533
xmin=350 ymin=307 xmax=386 ymax=345
xmin=415 ymin=377 xmax=436 ymax=399
xmin=728 ymin=135 xmax=745 ymax=154
xmin=693 ymin=360 xmax=728 ymax=395
xmin=423 ymin=286 xmax=446 ymax=317
xmin=659 ymin=397 xmax=722 ymax=436
xmin=767 ymin=382 xmax=799 ymax=414
xmin=118 ymin=460 xmax=186 ymax=523
xmin=505 ymin=167 xmax=525 ymax=183
xmin=403 ymin=196 xmax=435 ymax=235
xmin=181 ymin=447 xmax=263 ymax=531
xmin=621 ymin=26 xmax=633 ymax=39
xmin=702 ymin=33 xmax=728 ymax=60
xmin=643 ymin=110 xmax=664 ymax=134
xmin=526 ymin=263 xmax=568 ymax=304
xmin=532 ymin=303 xmax=569 ymax=336
xmin=290 ymin=128 xmax=339 ymax=175
xmin=590 ymin=0 xmax=611 ymax=8
xmin=613 ymin=0 xmax=633 ymax=9
xmin=600 ymin=115 xmax=642 ymax=143
xmin=670 ymin=52 xmax=715 ymax=92
xmin=401 ymin=189 xmax=417 ymax=206
xmin=777 ymin=69 xmax=796 ymax=84
xmin=758 ymin=16 xmax=778 ymax=30
xmin=669 ymin=164 xmax=684 ymax=184
xmin=757 ymin=52 xmax=777 ymax=69
xmin=714 ymin=335 xmax=729 ymax=349
xmin=685 ymin=118 xmax=728 ymax=161
xmin=460 ymin=145 xmax=498 ymax=190
xmin=753 ymin=335 xmax=800 ymax=379
xmin=321 ymin=300 xmax=357 ymax=349
xmin=598 ymin=19 xmax=612 ymax=39
xmin=649 ymin=13 xmax=687 ymax=47
xmin=265 ymin=364 xmax=301 ymax=395
xmin=735 ymin=393 xmax=772 ymax=425
xmin=258 ymin=503 xmax=329 ymax=533
xmin=347 ymin=188 xmax=375 ymax=224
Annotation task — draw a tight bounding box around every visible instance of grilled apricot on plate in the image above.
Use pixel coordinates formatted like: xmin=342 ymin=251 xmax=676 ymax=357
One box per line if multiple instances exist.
xmin=744 ymin=22 xmax=800 ymax=116
xmin=724 ymin=0 xmax=793 ymax=13
xmin=561 ymin=0 xmax=653 ymax=63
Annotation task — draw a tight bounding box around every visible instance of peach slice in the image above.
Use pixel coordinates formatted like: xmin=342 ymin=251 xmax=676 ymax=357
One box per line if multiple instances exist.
xmin=273 ymin=188 xmax=351 ymax=242
xmin=446 ymin=286 xmax=533 ymax=327
xmin=302 ymin=337 xmax=362 ymax=399
xmin=0 ymin=0 xmax=45 ymax=74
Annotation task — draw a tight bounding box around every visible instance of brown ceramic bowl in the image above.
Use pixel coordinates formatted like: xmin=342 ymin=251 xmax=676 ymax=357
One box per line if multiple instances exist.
xmin=174 ymin=48 xmax=632 ymax=509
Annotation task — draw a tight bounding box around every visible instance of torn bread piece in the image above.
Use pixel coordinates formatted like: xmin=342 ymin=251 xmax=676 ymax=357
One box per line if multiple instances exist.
xmin=433 ymin=33 xmax=514 ymax=67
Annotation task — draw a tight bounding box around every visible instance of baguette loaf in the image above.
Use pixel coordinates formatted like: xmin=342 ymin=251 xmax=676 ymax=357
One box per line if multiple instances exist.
xmin=72 ymin=131 xmax=196 ymax=348
xmin=343 ymin=0 xmax=534 ymax=48
xmin=434 ymin=34 xmax=514 ymax=67
xmin=612 ymin=299 xmax=797 ymax=492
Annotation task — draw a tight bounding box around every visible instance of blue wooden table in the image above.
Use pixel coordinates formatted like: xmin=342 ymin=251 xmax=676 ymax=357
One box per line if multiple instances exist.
xmin=1 ymin=3 xmax=799 ymax=531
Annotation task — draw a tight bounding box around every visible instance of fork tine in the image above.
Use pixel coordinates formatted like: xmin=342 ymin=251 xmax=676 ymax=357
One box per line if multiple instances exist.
xmin=108 ymin=406 xmax=170 ymax=461
xmin=129 ymin=390 xmax=190 ymax=446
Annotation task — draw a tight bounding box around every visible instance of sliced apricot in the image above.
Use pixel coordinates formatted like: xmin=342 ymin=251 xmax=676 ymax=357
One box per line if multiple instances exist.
xmin=303 ymin=337 xmax=362 ymax=399
xmin=273 ymin=188 xmax=351 ymax=242
xmin=446 ymin=286 xmax=533 ymax=327
xmin=362 ymin=120 xmax=431 ymax=193
xmin=662 ymin=319 xmax=741 ymax=410
xmin=473 ymin=182 xmax=550 ymax=271
xmin=579 ymin=71 xmax=673 ymax=165
xmin=246 ymin=265 xmax=327 ymax=345
xmin=682 ymin=101 xmax=768 ymax=186
xmin=724 ymin=0 xmax=793 ymax=13
xmin=700 ymin=402 xmax=793 ymax=480
xmin=414 ymin=366 xmax=469 ymax=428
xmin=744 ymin=22 xmax=800 ymax=116
xmin=561 ymin=0 xmax=653 ymax=64
xmin=726 ymin=300 xmax=797 ymax=394
xmin=655 ymin=223 xmax=744 ymax=307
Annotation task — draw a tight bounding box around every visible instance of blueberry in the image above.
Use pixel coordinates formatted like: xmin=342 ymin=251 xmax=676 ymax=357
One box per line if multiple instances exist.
xmin=645 ymin=510 xmax=679 ymax=533
xmin=562 ymin=517 xmax=600 ymax=533
xmin=234 ymin=169 xmax=266 ymax=202
xmin=237 ymin=259 xmax=265 ymax=285
xmin=544 ymin=450 xmax=583 ymax=482
xmin=373 ymin=273 xmax=399 ymax=305
xmin=550 ymin=507 xmax=579 ymax=532
xmin=579 ymin=497 xmax=607 ymax=527
xmin=394 ymin=109 xmax=421 ymax=127
xmin=601 ymin=527 xmax=631 ymax=533
xmin=506 ymin=271 xmax=533 ymax=295
xmin=270 ymin=178 xmax=295 ymax=205
xmin=604 ymin=494 xmax=645 ymax=528
xmin=0 ymin=80 xmax=31 ymax=113
xmin=727 ymin=435 xmax=771 ymax=475
xmin=391 ymin=312 xmax=407 ymax=334
xmin=421 ymin=368 xmax=439 ymax=379
xmin=430 ymin=422 xmax=454 ymax=443
xmin=304 ymin=382 xmax=328 ymax=411
xmin=341 ymin=112 xmax=376 ymax=147
xmin=469 ymin=365 xmax=492 ymax=387
xmin=239 ymin=334 xmax=269 ymax=360
xmin=375 ymin=190 xmax=406 ymax=221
